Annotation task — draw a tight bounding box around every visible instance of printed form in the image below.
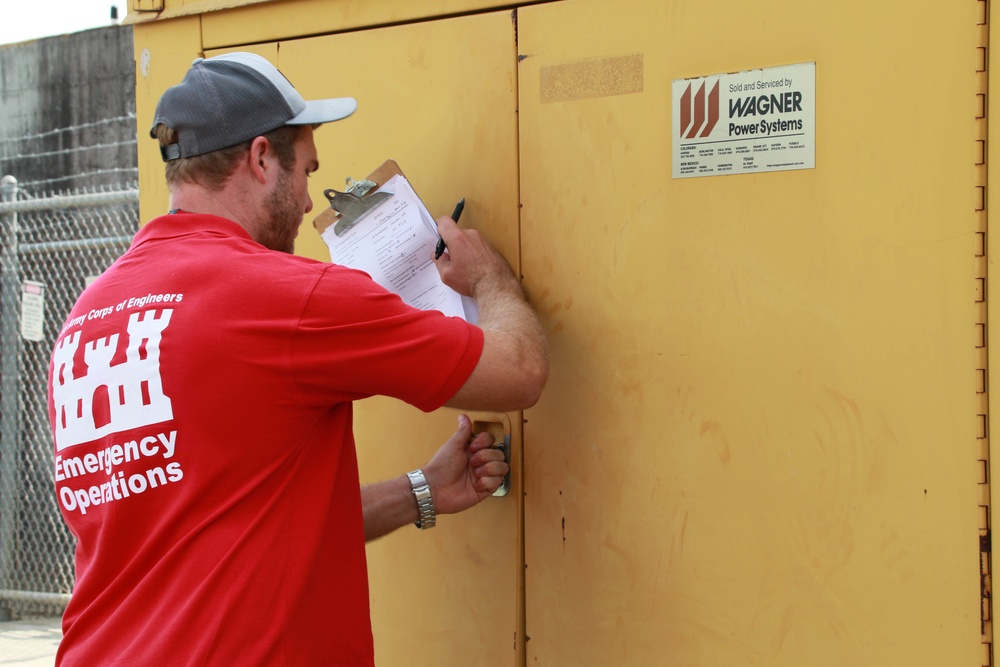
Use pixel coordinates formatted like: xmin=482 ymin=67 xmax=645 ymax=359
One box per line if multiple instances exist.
xmin=320 ymin=174 xmax=477 ymax=323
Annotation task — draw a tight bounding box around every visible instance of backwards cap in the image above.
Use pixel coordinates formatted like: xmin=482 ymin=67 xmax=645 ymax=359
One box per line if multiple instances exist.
xmin=150 ymin=52 xmax=357 ymax=161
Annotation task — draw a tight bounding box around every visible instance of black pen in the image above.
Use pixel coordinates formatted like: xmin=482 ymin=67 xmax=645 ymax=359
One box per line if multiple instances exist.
xmin=435 ymin=198 xmax=465 ymax=260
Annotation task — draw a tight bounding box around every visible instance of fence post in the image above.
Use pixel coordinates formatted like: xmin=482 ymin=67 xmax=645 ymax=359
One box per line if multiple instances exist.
xmin=0 ymin=175 xmax=22 ymax=621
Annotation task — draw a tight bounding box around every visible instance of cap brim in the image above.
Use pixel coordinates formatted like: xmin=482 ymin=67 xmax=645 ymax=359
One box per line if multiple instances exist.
xmin=288 ymin=97 xmax=358 ymax=125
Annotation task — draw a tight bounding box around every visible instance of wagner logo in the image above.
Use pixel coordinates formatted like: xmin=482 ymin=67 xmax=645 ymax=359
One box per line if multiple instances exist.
xmin=679 ymin=80 xmax=720 ymax=139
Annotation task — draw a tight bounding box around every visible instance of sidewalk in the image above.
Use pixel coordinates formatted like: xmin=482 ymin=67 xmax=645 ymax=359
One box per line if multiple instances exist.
xmin=0 ymin=617 xmax=60 ymax=666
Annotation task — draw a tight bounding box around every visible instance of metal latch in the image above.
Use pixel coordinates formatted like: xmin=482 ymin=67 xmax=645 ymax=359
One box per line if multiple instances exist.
xmin=323 ymin=177 xmax=392 ymax=237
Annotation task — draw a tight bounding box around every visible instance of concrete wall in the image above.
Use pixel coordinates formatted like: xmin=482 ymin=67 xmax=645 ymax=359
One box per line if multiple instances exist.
xmin=0 ymin=25 xmax=136 ymax=193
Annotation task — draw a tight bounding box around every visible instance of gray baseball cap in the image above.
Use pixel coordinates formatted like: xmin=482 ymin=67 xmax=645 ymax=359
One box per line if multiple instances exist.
xmin=151 ymin=52 xmax=357 ymax=161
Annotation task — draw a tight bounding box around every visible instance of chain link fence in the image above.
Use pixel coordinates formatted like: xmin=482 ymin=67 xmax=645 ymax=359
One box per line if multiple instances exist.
xmin=0 ymin=116 xmax=139 ymax=620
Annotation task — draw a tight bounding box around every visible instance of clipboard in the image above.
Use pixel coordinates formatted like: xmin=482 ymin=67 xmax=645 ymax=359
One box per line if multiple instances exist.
xmin=313 ymin=159 xmax=409 ymax=237
xmin=312 ymin=160 xmax=478 ymax=323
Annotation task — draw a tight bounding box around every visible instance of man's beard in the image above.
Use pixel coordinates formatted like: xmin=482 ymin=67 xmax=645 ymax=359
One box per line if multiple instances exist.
xmin=258 ymin=167 xmax=301 ymax=254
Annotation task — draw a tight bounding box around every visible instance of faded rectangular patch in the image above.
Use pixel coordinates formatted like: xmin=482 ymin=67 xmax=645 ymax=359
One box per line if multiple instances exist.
xmin=540 ymin=53 xmax=644 ymax=103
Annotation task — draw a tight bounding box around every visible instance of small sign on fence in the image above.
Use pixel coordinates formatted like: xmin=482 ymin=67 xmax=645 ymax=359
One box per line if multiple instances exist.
xmin=21 ymin=280 xmax=45 ymax=341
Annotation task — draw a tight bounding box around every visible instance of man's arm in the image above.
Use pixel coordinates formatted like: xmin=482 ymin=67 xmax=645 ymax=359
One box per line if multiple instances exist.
xmin=361 ymin=414 xmax=509 ymax=542
xmin=434 ymin=216 xmax=548 ymax=412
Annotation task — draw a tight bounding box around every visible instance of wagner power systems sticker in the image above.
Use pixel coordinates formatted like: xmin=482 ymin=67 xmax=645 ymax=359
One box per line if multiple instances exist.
xmin=672 ymin=62 xmax=815 ymax=179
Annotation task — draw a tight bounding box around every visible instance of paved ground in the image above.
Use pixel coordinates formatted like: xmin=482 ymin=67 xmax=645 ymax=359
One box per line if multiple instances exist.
xmin=0 ymin=617 xmax=60 ymax=666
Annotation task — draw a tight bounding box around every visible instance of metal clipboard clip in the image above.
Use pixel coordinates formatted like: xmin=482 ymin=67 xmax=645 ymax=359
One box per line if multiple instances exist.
xmin=322 ymin=177 xmax=392 ymax=237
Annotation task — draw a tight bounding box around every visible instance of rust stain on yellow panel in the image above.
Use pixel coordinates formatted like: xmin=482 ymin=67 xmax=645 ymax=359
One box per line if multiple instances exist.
xmin=539 ymin=54 xmax=644 ymax=103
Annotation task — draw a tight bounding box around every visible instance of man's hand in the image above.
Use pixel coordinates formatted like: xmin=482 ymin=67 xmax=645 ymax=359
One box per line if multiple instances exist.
xmin=423 ymin=414 xmax=509 ymax=514
xmin=433 ymin=215 xmax=519 ymax=299
xmin=360 ymin=414 xmax=509 ymax=542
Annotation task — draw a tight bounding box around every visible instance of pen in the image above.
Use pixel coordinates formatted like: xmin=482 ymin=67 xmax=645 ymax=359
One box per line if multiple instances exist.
xmin=435 ymin=198 xmax=465 ymax=260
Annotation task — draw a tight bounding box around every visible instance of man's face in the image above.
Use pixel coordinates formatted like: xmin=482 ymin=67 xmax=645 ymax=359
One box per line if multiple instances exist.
xmin=259 ymin=126 xmax=319 ymax=254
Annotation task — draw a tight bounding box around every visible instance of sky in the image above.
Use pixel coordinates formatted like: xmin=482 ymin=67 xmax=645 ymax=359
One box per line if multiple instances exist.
xmin=0 ymin=0 xmax=126 ymax=46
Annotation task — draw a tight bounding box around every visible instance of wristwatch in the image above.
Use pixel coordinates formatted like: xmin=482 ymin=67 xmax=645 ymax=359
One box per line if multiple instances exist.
xmin=406 ymin=469 xmax=437 ymax=530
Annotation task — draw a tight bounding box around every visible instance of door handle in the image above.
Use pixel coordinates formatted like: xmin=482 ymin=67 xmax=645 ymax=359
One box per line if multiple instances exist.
xmin=471 ymin=417 xmax=511 ymax=497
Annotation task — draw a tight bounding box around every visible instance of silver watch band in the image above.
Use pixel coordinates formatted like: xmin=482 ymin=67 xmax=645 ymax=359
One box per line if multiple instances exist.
xmin=406 ymin=469 xmax=436 ymax=529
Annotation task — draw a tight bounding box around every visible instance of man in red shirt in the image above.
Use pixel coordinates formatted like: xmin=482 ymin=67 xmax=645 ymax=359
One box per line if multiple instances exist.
xmin=49 ymin=52 xmax=547 ymax=665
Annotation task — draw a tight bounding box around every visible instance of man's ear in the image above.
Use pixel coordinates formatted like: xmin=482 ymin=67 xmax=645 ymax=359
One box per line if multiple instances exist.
xmin=247 ymin=136 xmax=273 ymax=184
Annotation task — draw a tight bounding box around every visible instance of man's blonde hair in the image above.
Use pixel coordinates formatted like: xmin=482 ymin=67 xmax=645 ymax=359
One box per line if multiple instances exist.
xmin=153 ymin=124 xmax=302 ymax=191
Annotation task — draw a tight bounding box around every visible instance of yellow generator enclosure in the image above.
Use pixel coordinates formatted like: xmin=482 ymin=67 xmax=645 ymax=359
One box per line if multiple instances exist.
xmin=129 ymin=0 xmax=995 ymax=665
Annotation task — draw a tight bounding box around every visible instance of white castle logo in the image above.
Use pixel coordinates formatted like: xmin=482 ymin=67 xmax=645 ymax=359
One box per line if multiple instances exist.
xmin=52 ymin=309 xmax=174 ymax=451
